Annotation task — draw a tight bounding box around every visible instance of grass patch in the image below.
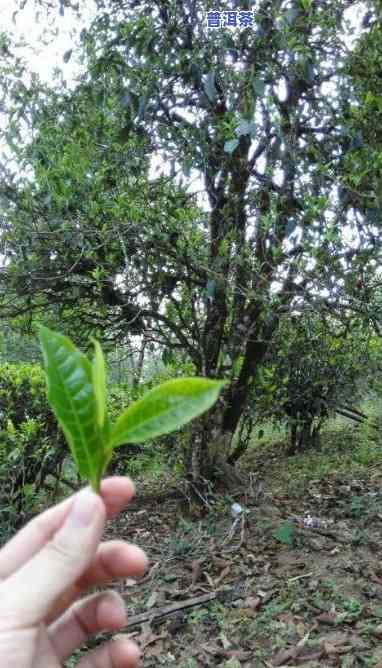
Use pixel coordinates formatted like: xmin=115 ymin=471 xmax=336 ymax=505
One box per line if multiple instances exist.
xmin=245 ymin=405 xmax=382 ymax=496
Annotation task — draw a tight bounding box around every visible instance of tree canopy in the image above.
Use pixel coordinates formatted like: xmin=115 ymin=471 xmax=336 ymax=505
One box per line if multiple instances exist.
xmin=1 ymin=0 xmax=382 ymax=480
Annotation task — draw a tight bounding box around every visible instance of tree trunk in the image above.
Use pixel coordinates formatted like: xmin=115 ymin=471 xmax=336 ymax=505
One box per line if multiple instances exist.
xmin=298 ymin=420 xmax=313 ymax=450
xmin=183 ymin=322 xmax=280 ymax=485
xmin=288 ymin=417 xmax=320 ymax=454
xmin=133 ymin=338 xmax=146 ymax=389
xmin=184 ymin=400 xmax=246 ymax=488
xmin=311 ymin=423 xmax=321 ymax=448
xmin=227 ymin=412 xmax=254 ymax=465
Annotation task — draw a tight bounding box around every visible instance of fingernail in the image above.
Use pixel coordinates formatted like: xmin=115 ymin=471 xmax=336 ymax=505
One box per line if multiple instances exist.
xmin=67 ymin=489 xmax=99 ymax=528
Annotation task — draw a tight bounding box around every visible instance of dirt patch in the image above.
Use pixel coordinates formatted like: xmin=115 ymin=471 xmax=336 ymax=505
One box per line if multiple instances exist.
xmin=65 ymin=454 xmax=382 ymax=667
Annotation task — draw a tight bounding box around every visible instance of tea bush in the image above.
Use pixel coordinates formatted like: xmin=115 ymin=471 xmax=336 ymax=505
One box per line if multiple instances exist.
xmin=0 ymin=362 xmax=66 ymax=537
xmin=0 ymin=357 xmax=195 ymax=538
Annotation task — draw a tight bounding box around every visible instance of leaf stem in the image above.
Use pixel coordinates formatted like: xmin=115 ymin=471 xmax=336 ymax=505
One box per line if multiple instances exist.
xmin=92 ymin=477 xmax=101 ymax=494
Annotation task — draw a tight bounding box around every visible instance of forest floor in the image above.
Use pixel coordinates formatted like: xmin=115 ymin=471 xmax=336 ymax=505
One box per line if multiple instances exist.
xmin=68 ymin=422 xmax=382 ymax=668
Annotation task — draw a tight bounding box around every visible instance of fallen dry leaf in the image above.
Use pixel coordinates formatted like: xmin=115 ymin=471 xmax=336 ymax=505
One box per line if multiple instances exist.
xmin=322 ymin=641 xmax=351 ymax=656
xmin=211 ymin=555 xmax=231 ymax=569
xmin=201 ymin=642 xmax=220 ymax=656
xmin=190 ymin=558 xmax=203 ymax=587
xmin=316 ymin=611 xmax=338 ymax=625
xmin=272 ymin=646 xmax=298 ymax=666
xmin=294 ymin=648 xmax=323 ymax=664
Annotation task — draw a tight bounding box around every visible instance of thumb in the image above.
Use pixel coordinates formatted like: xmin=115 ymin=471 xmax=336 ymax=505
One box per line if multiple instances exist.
xmin=0 ymin=488 xmax=105 ymax=629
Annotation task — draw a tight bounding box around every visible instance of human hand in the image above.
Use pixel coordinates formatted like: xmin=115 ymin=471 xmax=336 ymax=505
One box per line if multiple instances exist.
xmin=0 ymin=476 xmax=148 ymax=667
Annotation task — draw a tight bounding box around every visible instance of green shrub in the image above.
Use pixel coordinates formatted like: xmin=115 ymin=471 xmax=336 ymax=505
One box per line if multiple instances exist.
xmin=0 ymin=362 xmax=66 ymax=538
xmin=0 ymin=358 xmax=194 ymax=538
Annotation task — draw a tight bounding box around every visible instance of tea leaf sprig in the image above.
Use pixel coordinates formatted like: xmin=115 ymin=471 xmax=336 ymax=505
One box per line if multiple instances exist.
xmin=39 ymin=326 xmax=226 ymax=492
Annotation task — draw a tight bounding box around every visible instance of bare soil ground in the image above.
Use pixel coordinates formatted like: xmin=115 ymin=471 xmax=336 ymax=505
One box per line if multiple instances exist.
xmin=69 ymin=429 xmax=382 ymax=667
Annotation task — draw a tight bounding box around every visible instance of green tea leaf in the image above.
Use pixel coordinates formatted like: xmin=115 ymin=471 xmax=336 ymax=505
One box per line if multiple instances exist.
xmin=110 ymin=377 xmax=226 ymax=447
xmin=91 ymin=337 xmax=107 ymax=428
xmin=39 ymin=326 xmax=105 ymax=489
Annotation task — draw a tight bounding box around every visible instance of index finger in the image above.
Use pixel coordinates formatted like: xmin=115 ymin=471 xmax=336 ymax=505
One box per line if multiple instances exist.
xmin=0 ymin=476 xmax=135 ymax=579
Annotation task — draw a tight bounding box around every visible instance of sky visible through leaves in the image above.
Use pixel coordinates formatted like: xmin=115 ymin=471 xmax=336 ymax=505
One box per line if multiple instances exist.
xmin=0 ymin=0 xmax=369 ymax=271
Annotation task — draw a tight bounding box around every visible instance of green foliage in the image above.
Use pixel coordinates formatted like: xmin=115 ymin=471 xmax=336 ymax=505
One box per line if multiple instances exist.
xmin=0 ymin=325 xmax=40 ymax=363
xmin=273 ymin=521 xmax=295 ymax=547
xmin=39 ymin=326 xmax=111 ymax=492
xmin=39 ymin=327 xmax=225 ymax=491
xmin=0 ymin=362 xmax=46 ymax=425
xmin=2 ymin=0 xmax=382 ymax=479
xmin=253 ymin=314 xmax=374 ymax=452
xmin=179 ymin=661 xmax=198 ymax=668
xmin=0 ymin=361 xmax=65 ymax=537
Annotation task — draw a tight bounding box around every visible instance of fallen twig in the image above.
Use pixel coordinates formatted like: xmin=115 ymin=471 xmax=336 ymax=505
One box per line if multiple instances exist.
xmin=121 ymin=591 xmax=217 ymax=628
xmin=288 ymin=571 xmax=314 ymax=583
